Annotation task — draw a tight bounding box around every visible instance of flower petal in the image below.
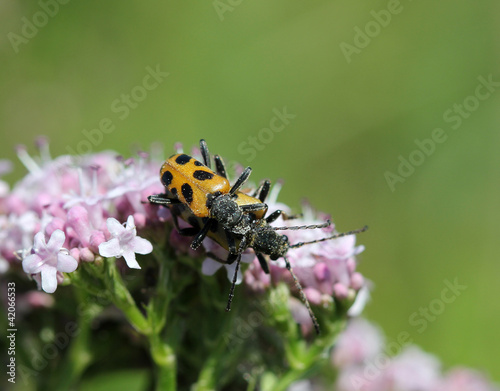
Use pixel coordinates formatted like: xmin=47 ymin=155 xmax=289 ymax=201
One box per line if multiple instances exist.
xmin=0 ymin=258 xmax=9 ymax=274
xmin=46 ymin=229 xmax=66 ymax=251
xmin=57 ymin=253 xmax=79 ymax=273
xmin=224 ymin=262 xmax=242 ymax=285
xmin=240 ymin=253 xmax=256 ymax=264
xmin=126 ymin=215 xmax=136 ymax=230
xmin=288 ymin=297 xmax=313 ymax=327
xmin=40 ymin=266 xmax=58 ymax=293
xmin=347 ymin=285 xmax=370 ymax=317
xmin=106 ymin=217 xmax=124 ymax=237
xmin=201 ymin=258 xmax=222 ymax=276
xmin=98 ymin=238 xmax=121 ymax=258
xmin=130 ymin=236 xmax=153 ymax=255
xmin=122 ymin=249 xmax=141 ymax=269
xmin=22 ymin=254 xmax=43 ymax=274
xmin=33 ymin=231 xmax=46 ymax=252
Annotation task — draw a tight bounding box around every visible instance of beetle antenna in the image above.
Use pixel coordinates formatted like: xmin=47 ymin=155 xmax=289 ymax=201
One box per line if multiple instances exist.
xmin=290 ymin=225 xmax=368 ymax=249
xmin=283 ymin=256 xmax=320 ymax=335
xmin=272 ymin=220 xmax=331 ymax=231
xmin=225 ymin=254 xmax=242 ymax=312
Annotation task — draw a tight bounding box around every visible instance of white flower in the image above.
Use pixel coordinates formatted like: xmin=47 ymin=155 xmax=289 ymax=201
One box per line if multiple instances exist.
xmin=98 ymin=215 xmax=153 ymax=269
xmin=22 ymin=230 xmax=78 ymax=293
xmin=201 ymin=237 xmax=254 ymax=284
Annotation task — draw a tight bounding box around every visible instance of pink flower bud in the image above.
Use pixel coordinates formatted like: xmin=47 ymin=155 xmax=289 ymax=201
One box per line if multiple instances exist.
xmin=333 ymin=283 xmax=349 ymax=300
xmin=350 ymin=272 xmax=364 ymax=291
xmin=89 ymin=230 xmax=106 ymax=253
xmin=80 ymin=247 xmax=95 ymax=262
xmin=304 ymin=287 xmax=323 ymax=306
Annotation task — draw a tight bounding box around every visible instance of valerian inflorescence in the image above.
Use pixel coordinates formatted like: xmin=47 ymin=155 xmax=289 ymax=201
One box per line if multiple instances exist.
xmin=1 ymin=138 xmax=496 ymax=391
xmin=2 ymin=139 xmax=369 ymax=327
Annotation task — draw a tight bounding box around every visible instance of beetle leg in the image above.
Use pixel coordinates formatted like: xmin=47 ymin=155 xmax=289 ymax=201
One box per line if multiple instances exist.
xmin=148 ymin=194 xmax=181 ymax=206
xmin=252 ymin=180 xmax=271 ymax=202
xmin=214 ymin=154 xmax=228 ymax=179
xmin=199 ymin=139 xmax=212 ymax=169
xmin=190 ymin=219 xmax=214 ymax=250
xmin=229 ymin=167 xmax=252 ymax=195
xmin=265 ymin=210 xmax=302 ymax=224
xmin=256 ymin=253 xmax=269 ymax=274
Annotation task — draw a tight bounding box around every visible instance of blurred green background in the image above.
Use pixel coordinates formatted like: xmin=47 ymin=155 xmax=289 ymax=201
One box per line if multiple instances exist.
xmin=1 ymin=0 xmax=498 ymax=383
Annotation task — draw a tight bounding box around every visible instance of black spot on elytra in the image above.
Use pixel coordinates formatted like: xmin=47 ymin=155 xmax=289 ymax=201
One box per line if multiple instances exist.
xmin=171 ymin=187 xmax=177 ymax=196
xmin=194 ymin=160 xmax=203 ymax=167
xmin=193 ymin=170 xmax=214 ymax=181
xmin=161 ymin=170 xmax=173 ymax=186
xmin=181 ymin=183 xmax=194 ymax=204
xmin=175 ymin=154 xmax=191 ymax=165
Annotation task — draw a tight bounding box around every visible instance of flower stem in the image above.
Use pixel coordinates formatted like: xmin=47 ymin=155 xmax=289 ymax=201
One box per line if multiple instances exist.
xmin=149 ymin=332 xmax=177 ymax=391
xmin=191 ymin=295 xmax=242 ymax=391
xmin=52 ymin=290 xmax=95 ymax=391
xmin=265 ymin=368 xmax=315 ymax=391
xmin=148 ymin=248 xmax=177 ymax=390
xmin=103 ymin=257 xmax=150 ymax=334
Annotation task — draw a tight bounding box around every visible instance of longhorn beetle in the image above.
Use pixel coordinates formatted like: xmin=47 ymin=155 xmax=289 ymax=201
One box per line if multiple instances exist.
xmin=149 ymin=140 xmax=368 ymax=334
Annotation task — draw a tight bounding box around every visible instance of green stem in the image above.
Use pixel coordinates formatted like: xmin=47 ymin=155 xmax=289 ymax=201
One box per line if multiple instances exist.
xmin=148 ymin=248 xmax=177 ymax=390
xmin=103 ymin=257 xmax=150 ymax=334
xmin=270 ymin=316 xmax=347 ymax=391
xmin=261 ymin=346 xmax=323 ymax=391
xmin=193 ymin=354 xmax=218 ymax=391
xmin=149 ymin=332 xmax=177 ymax=391
xmin=246 ymin=375 xmax=258 ymax=391
xmin=52 ymin=290 xmax=95 ymax=391
xmin=148 ymin=248 xmax=171 ymax=334
xmin=268 ymin=368 xmax=314 ymax=391
xmin=192 ymin=306 xmax=242 ymax=391
xmin=71 ymin=251 xmax=178 ymax=389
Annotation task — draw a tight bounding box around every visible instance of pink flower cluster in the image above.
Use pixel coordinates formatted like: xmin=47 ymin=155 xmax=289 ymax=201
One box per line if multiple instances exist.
xmin=243 ymin=183 xmax=368 ymax=331
xmin=1 ymin=139 xmax=369 ymax=317
xmin=0 ymin=139 xmax=161 ymax=292
xmin=333 ymin=318 xmax=499 ymax=391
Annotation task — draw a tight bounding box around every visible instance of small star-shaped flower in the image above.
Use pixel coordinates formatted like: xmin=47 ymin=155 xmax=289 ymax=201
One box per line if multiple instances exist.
xmin=98 ymin=215 xmax=153 ymax=269
xmin=22 ymin=230 xmax=78 ymax=293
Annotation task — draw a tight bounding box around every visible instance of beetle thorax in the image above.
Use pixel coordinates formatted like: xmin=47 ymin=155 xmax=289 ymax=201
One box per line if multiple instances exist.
xmin=209 ymin=194 xmax=243 ymax=229
xmin=251 ymin=224 xmax=289 ymax=260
